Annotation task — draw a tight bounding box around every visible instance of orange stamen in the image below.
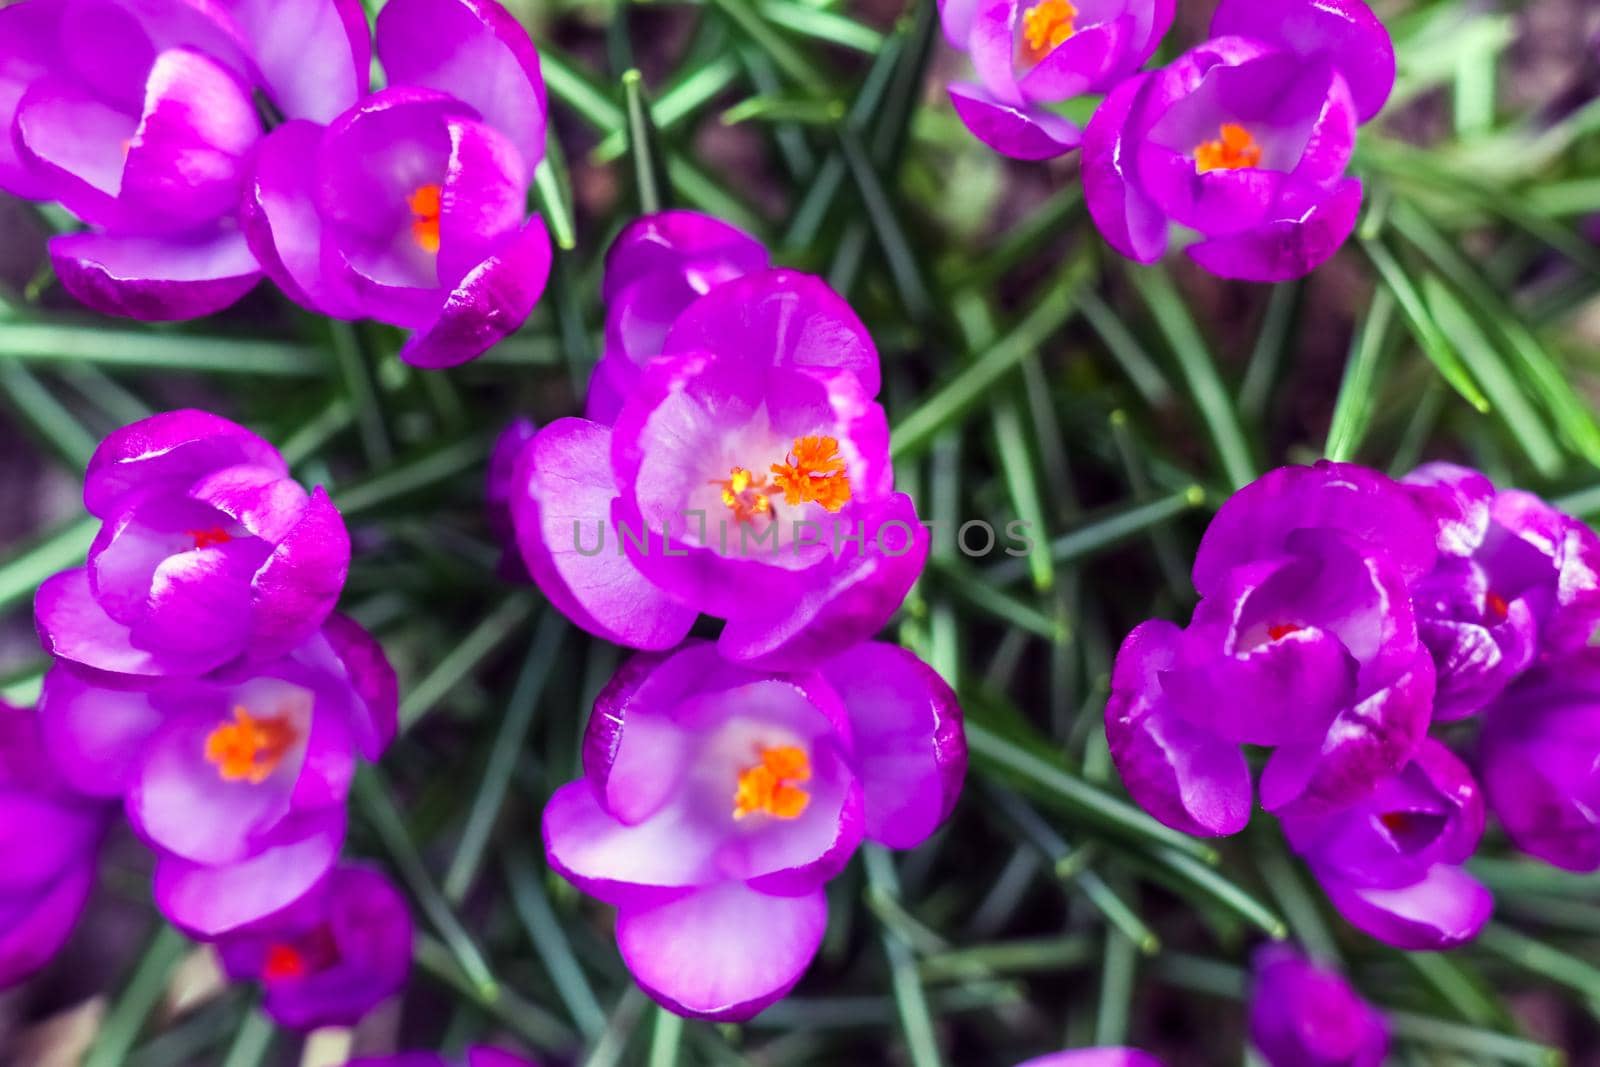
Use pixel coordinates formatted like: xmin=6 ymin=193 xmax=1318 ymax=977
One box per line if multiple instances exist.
xmin=733 ymin=745 xmax=812 ymax=821
xmin=204 ymin=706 xmax=299 ymax=784
xmin=1020 ymin=0 xmax=1077 ymax=61
xmin=187 ymin=526 xmax=232 ymax=550
xmin=771 ymin=436 xmax=852 ymax=512
xmin=262 ymin=943 xmax=307 ymax=982
xmin=712 ymin=466 xmax=773 ymax=524
xmin=1194 ymin=123 xmax=1263 ymax=174
xmin=1267 ymin=623 xmax=1304 ymax=641
xmin=407 ymin=183 xmax=443 ymax=254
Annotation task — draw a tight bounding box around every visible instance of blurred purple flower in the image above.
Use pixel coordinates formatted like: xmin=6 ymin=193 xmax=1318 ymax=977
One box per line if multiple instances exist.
xmin=1249 ymin=945 xmax=1388 ymax=1067
xmin=1481 ymin=653 xmax=1600 ymax=871
xmin=938 ymin=0 xmax=1175 ymax=159
xmin=1107 ymin=462 xmax=1437 ymax=835
xmin=488 ymin=417 xmax=538 ymax=582
xmin=38 ymin=614 xmax=397 ymax=937
xmin=0 ymin=0 xmax=368 ymax=318
xmin=1082 ymin=0 xmax=1395 ymax=281
xmin=242 ymin=0 xmax=552 ymax=368
xmin=34 ymin=410 xmax=349 ymax=679
xmin=0 ymin=700 xmax=111 ymax=988
xmin=1014 ymin=1050 xmax=1166 ymax=1067
xmin=509 ymin=250 xmax=927 ymax=671
xmin=542 ymin=640 xmax=965 ymax=1020
xmin=1283 ymin=738 xmax=1491 ymax=949
xmin=217 ymin=863 xmax=412 ymax=1030
xmin=351 ymin=1049 xmax=535 ymax=1067
xmin=1403 ymin=462 xmax=1600 ymax=719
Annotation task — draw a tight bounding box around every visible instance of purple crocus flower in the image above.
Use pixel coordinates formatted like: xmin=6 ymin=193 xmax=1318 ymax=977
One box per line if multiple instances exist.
xmin=1014 ymin=1051 xmax=1166 ymax=1067
xmin=351 ymin=1049 xmax=535 ymax=1067
xmin=216 ymin=863 xmax=412 ymax=1030
xmin=0 ymin=0 xmax=368 ymax=318
xmin=939 ymin=0 xmax=1174 ymax=160
xmin=37 ymin=614 xmax=397 ymax=937
xmin=1282 ymin=738 xmax=1491 ymax=949
xmin=242 ymin=0 xmax=553 ymax=368
xmin=509 ymin=249 xmax=928 ymax=670
xmin=543 ymin=640 xmax=965 ymax=1020
xmin=1402 ymin=463 xmax=1600 ymax=719
xmin=1249 ymin=945 xmax=1388 ymax=1067
xmin=34 ymin=410 xmax=349 ymax=679
xmin=589 ymin=211 xmax=768 ymax=424
xmin=1107 ymin=462 xmax=1439 ymax=835
xmin=0 ymin=700 xmax=111 ymax=987
xmin=1082 ymin=0 xmax=1395 ymax=281
xmin=1480 ymin=653 xmax=1600 ymax=871
xmin=488 ymin=417 xmax=538 ymax=581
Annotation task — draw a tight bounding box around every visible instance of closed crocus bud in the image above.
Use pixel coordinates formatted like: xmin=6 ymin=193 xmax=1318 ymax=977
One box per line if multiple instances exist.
xmin=38 ymin=615 xmax=397 ymax=938
xmin=0 ymin=0 xmax=369 ymax=319
xmin=217 ymin=864 xmax=412 ymax=1030
xmin=35 ymin=410 xmax=349 ymax=678
xmin=1107 ymin=463 xmax=1438 ymax=836
xmin=0 ymin=700 xmax=113 ymax=988
xmin=1403 ymin=463 xmax=1600 ymax=719
xmin=1481 ymin=654 xmax=1600 ymax=871
xmin=1249 ymin=945 xmax=1388 ymax=1067
xmin=543 ymin=640 xmax=964 ymax=1020
xmin=1282 ymin=738 xmax=1492 ymax=950
xmin=1015 ymin=1050 xmax=1167 ymax=1067
xmin=940 ymin=0 xmax=1175 ymax=160
xmin=1082 ymin=0 xmax=1395 ymax=281
xmin=242 ymin=0 xmax=553 ymax=368
xmin=512 ymin=262 xmax=928 ymax=671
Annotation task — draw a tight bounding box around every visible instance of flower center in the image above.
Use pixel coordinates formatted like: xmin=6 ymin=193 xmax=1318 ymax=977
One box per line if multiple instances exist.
xmin=733 ymin=745 xmax=813 ymax=821
xmin=1267 ymin=622 xmax=1304 ymax=641
xmin=1021 ymin=0 xmax=1077 ymax=61
xmin=204 ymin=706 xmax=299 ymax=784
xmin=1194 ymin=124 xmax=1263 ymax=174
xmin=1485 ymin=591 xmax=1509 ymax=624
xmin=262 ymin=943 xmax=308 ymax=982
xmin=710 ymin=435 xmax=852 ymax=523
xmin=407 ymin=183 xmax=443 ymax=254
xmin=187 ymin=526 xmax=232 ymax=550
xmin=261 ymin=924 xmax=339 ymax=984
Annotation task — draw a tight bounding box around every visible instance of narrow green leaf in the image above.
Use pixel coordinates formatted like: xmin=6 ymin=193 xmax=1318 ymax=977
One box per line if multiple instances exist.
xmin=723 ymin=94 xmax=845 ymax=126
xmin=1324 ymin=288 xmax=1396 ymax=463
xmin=217 ymin=1012 xmax=275 ymax=1067
xmin=623 ymin=69 xmax=666 ymax=215
xmin=709 ymin=0 xmax=828 ymax=94
xmin=0 ymin=360 xmax=98 ymax=468
xmin=985 ymin=486 xmax=1206 ymax=587
xmin=399 ymin=593 xmax=537 ymax=730
xmin=1361 ymin=238 xmax=1491 ymax=413
xmin=540 ymin=49 xmax=624 ymax=131
xmin=83 ymin=926 xmax=189 ymax=1067
xmin=593 ymin=56 xmax=742 ymax=163
xmin=863 ymin=847 xmax=944 ymax=1067
xmin=0 ymin=323 xmax=324 ymax=375
xmin=1388 ymin=1011 xmax=1562 ymax=1067
xmin=506 ymin=849 xmax=608 ymax=1040
xmin=0 ymin=515 xmax=96 ymax=615
xmin=647 ymin=1008 xmax=685 ymax=1067
xmin=758 ymin=0 xmax=884 ymax=52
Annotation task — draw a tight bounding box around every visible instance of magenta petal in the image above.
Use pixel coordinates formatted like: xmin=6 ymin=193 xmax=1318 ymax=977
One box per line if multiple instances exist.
xmin=1187 ymin=178 xmax=1364 ymax=283
xmin=35 ymin=567 xmax=221 ymax=677
xmin=84 ymin=409 xmax=285 ymax=518
xmin=948 ymin=83 xmax=1082 ymax=161
xmin=818 ymin=643 xmax=965 ymax=849
xmin=376 ymin=0 xmax=547 ymax=171
xmin=154 ymin=812 xmax=344 ymax=937
xmin=615 ymin=881 xmax=827 ymax=1021
xmin=602 ymin=209 xmax=766 ymax=304
xmin=542 ymin=781 xmax=718 ymax=904
xmin=51 ymin=227 xmax=261 ymax=322
xmin=1015 ymin=1053 xmax=1168 ymax=1067
xmin=322 ymin=615 xmax=399 ymax=762
xmin=1106 ymin=620 xmax=1252 ymax=836
xmin=1082 ymin=73 xmax=1169 ymax=265
xmin=1018 ymin=16 xmax=1130 ymax=101
xmin=0 ymin=860 xmax=95 ymax=988
xmin=399 ymin=216 xmax=552 ymax=368
xmin=13 ymin=74 xmax=137 ymax=225
xmin=0 ymin=0 xmax=64 ymax=200
xmin=249 ymin=487 xmax=351 ymax=659
xmin=509 ymin=417 xmax=697 ymax=649
xmin=1322 ymin=864 xmax=1492 ymax=950
xmin=225 ymin=0 xmax=370 ymax=122
xmin=1210 ymin=0 xmax=1395 ymax=123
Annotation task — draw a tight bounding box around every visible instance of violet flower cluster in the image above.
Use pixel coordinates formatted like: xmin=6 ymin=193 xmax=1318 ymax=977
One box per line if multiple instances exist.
xmin=1108 ymin=459 xmax=1600 ymax=952
xmin=937 ymin=0 xmax=1396 ymax=282
xmin=21 ymin=410 xmax=411 ymax=1029
xmin=499 ymin=211 xmax=967 ymax=1020
xmin=0 ymin=0 xmax=550 ymax=368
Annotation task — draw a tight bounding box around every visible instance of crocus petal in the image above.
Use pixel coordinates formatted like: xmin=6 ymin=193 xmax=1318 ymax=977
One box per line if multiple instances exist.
xmin=1210 ymin=0 xmax=1396 ymax=123
xmin=948 ymin=83 xmax=1082 ymax=161
xmin=1015 ymin=1052 xmax=1168 ymax=1067
xmin=1019 ymin=16 xmax=1132 ymax=101
xmin=818 ymin=643 xmax=965 ymax=849
xmin=248 ymin=487 xmax=351 ymax=659
xmin=321 ymin=614 xmax=400 ymax=762
xmin=399 ymin=215 xmax=552 ymax=368
xmin=1249 ymin=945 xmax=1388 ymax=1067
xmin=84 ymin=409 xmax=286 ymax=519
xmin=1105 ymin=620 xmax=1252 ymax=836
xmin=375 ymin=0 xmax=547 ymax=172
xmin=1402 ymin=462 xmax=1494 ymax=557
xmin=12 ymin=74 xmax=137 ymax=225
xmin=51 ymin=227 xmax=261 ymax=322
xmin=541 ymin=780 xmax=719 ymax=904
xmin=0 ymin=0 xmax=64 ymax=200
xmin=224 ymin=0 xmax=370 ymax=122
xmin=37 ymin=663 xmax=164 ymax=798
xmin=0 ymin=860 xmax=95 ymax=988
xmin=35 ymin=567 xmax=223 ymax=677
xmin=615 ymin=881 xmax=827 ymax=1022
xmin=1082 ymin=73 xmax=1169 ymax=264
xmin=601 ymin=210 xmax=766 ymax=305
xmin=1186 ymin=178 xmax=1364 ymax=283
xmin=509 ymin=417 xmax=697 ymax=649
xmin=1321 ymin=863 xmax=1492 ymax=950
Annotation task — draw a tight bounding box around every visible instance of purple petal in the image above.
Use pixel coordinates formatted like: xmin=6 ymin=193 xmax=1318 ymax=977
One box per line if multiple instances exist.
xmin=1186 ymin=178 xmax=1364 ymax=283
xmin=84 ymin=409 xmax=286 ymax=519
xmin=1401 ymin=462 xmax=1495 ymax=557
xmin=321 ymin=614 xmax=399 ymax=762
xmin=399 ymin=216 xmax=552 ymax=369
xmin=1210 ymin=0 xmax=1396 ymax=123
xmin=1015 ymin=1052 xmax=1168 ymax=1067
xmin=948 ymin=83 xmax=1082 ymax=161
xmin=1321 ymin=863 xmax=1492 ymax=951
xmin=223 ymin=0 xmax=370 ymax=123
xmin=51 ymin=227 xmax=261 ymax=322
xmin=542 ymin=780 xmax=719 ymax=904
xmin=1082 ymin=73 xmax=1169 ymax=264
xmin=0 ymin=0 xmax=65 ymax=201
xmin=35 ymin=567 xmax=224 ymax=677
xmin=0 ymin=860 xmax=95 ymax=988
xmin=37 ymin=663 xmax=164 ymax=798
xmin=1249 ymin=944 xmax=1388 ymax=1067
xmin=249 ymin=487 xmax=351 ymax=659
xmin=615 ymin=881 xmax=827 ymax=1022
xmin=12 ymin=74 xmax=137 ymax=225
xmin=1019 ymin=16 xmax=1132 ymax=102
xmin=602 ymin=210 xmax=766 ymax=305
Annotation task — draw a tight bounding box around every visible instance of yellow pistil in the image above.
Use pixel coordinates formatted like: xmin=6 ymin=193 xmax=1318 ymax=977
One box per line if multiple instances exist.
xmin=407 ymin=183 xmax=443 ymax=254
xmin=1021 ymin=0 xmax=1077 ymax=61
xmin=203 ymin=706 xmax=298 ymax=784
xmin=733 ymin=745 xmax=813 ymax=820
xmin=713 ymin=466 xmax=774 ymax=524
xmin=1193 ymin=123 xmax=1263 ymax=174
xmin=770 ymin=435 xmax=852 ymax=512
